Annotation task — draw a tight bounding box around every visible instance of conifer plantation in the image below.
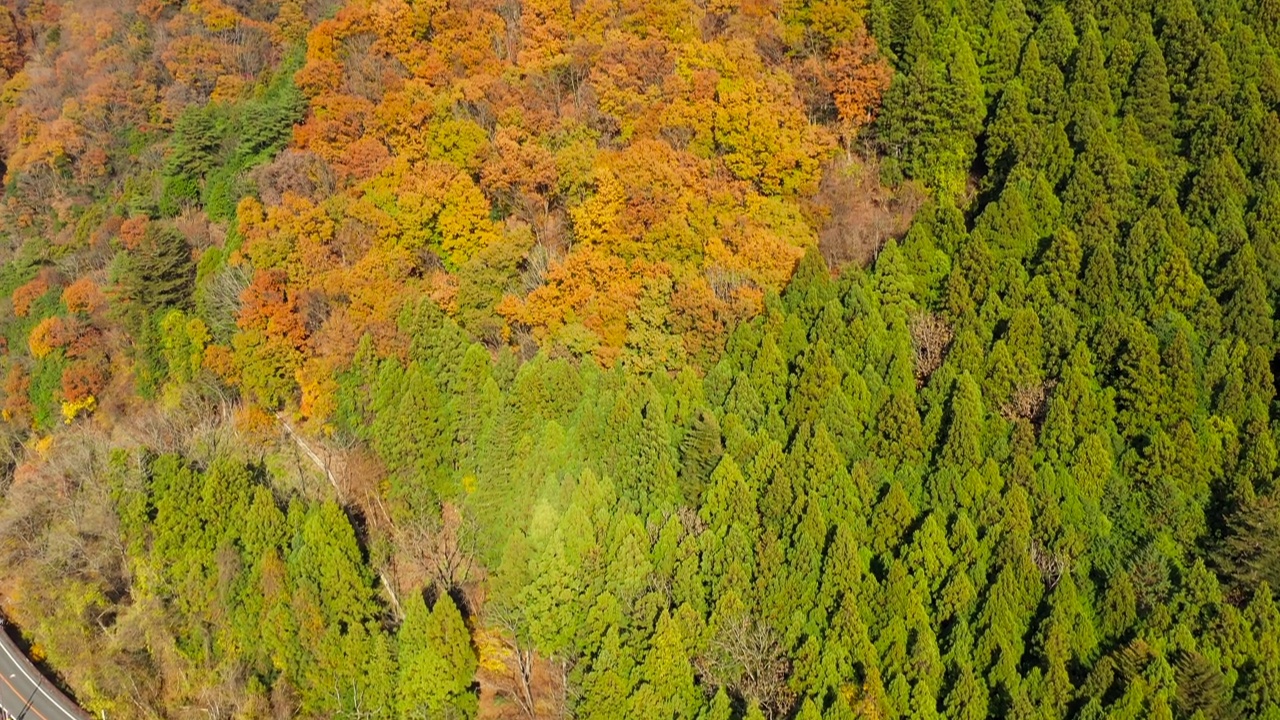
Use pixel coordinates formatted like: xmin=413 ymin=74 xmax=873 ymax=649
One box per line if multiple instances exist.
xmin=0 ymin=0 xmax=1278 ymax=718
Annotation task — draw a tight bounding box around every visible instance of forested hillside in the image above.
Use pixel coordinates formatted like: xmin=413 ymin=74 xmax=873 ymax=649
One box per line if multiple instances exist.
xmin=0 ymin=0 xmax=1278 ymax=718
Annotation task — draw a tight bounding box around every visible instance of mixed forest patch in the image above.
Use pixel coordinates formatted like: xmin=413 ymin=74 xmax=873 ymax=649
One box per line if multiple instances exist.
xmin=0 ymin=0 xmax=1277 ymax=719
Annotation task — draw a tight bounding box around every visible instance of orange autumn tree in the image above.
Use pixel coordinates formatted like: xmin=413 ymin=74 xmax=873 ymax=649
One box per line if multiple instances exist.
xmin=1 ymin=363 xmax=31 ymax=425
xmin=710 ymin=52 xmax=834 ymax=195
xmin=62 ymin=277 xmax=108 ymax=315
xmin=826 ymin=26 xmax=893 ymax=153
xmin=0 ymin=0 xmax=290 ymax=232
xmin=232 ymin=269 xmax=310 ymax=408
xmin=27 ymin=316 xmax=66 ymax=359
xmin=237 ymin=193 xmax=340 ymax=289
xmin=10 ymin=274 xmax=49 ymax=318
xmin=59 ymin=360 xmax=106 ymax=423
xmin=355 ymin=158 xmax=501 ymax=268
xmin=499 ymin=248 xmax=649 ymax=364
xmin=0 ymin=7 xmax=24 ymax=81
xmin=154 ymin=0 xmax=897 ymax=418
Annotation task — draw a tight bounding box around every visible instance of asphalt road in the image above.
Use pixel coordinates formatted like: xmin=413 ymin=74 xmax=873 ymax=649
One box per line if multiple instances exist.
xmin=0 ymin=627 xmax=87 ymax=720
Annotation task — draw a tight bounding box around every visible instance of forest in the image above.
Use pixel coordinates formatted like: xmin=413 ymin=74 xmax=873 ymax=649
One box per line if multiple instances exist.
xmin=0 ymin=0 xmax=1277 ymax=718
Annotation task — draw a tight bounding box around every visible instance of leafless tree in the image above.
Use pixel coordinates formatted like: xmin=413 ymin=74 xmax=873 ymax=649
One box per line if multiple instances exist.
xmin=697 ymin=614 xmax=793 ymax=717
xmin=269 ymin=677 xmax=299 ymax=720
xmin=224 ymin=22 xmax=276 ymax=78
xmin=487 ymin=605 xmax=539 ymax=719
xmin=496 ymin=0 xmax=523 ymax=63
xmin=397 ymin=502 xmax=478 ymax=594
xmin=910 ymin=312 xmax=954 ymax=384
xmin=705 ymin=265 xmax=755 ymax=302
xmin=254 ymin=150 xmax=337 ymax=207
xmin=332 ymin=216 xmax=375 ymax=266
xmin=0 ymin=477 xmax=56 ymax=564
xmin=341 ymin=32 xmax=406 ymax=102
xmin=815 ymin=156 xmax=923 ymax=269
xmin=331 ymin=680 xmax=384 ymax=720
xmin=174 ymin=209 xmax=224 ymax=253
xmin=1031 ymin=540 xmax=1069 ymax=588
xmin=1000 ymin=379 xmax=1057 ymax=424
xmin=200 ymin=263 xmax=250 ymax=339
xmin=194 ymin=661 xmax=247 ymax=720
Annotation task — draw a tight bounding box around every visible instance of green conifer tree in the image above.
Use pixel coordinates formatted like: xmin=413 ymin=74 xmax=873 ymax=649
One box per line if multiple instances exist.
xmin=1125 ymin=33 xmax=1178 ymax=157
xmin=396 ymin=591 xmax=478 ymax=719
xmin=630 ymin=611 xmax=700 ymax=719
xmin=1221 ymin=243 xmax=1275 ymax=349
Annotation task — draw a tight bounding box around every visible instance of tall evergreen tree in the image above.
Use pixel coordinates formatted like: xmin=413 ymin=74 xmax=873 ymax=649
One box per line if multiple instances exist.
xmin=397 ymin=591 xmax=479 ymax=719
xmin=117 ymin=225 xmax=196 ymax=314
xmin=1221 ymin=243 xmax=1275 ymax=349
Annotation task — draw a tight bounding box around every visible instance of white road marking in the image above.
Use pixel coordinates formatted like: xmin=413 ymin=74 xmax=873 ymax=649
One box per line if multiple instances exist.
xmin=0 ymin=636 xmax=79 ymax=718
